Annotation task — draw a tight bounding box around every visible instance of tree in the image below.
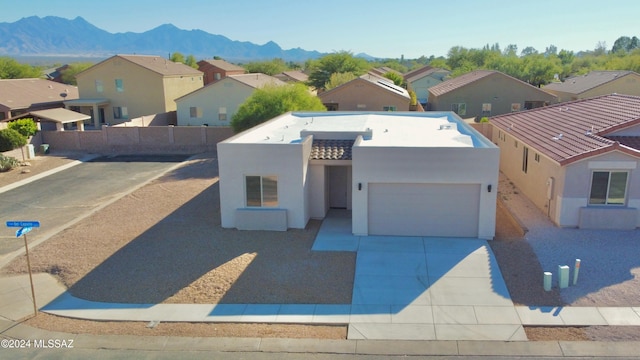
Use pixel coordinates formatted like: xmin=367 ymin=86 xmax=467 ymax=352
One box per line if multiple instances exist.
xmin=325 ymin=72 xmax=357 ymax=90
xmin=593 ymin=41 xmax=608 ymax=56
xmin=8 ymin=118 xmax=38 ymax=137
xmin=185 ymin=55 xmax=198 ymax=68
xmin=231 ymin=83 xmax=326 ymax=133
xmin=544 ymin=44 xmax=558 ymax=57
xmin=170 ymin=52 xmax=185 ymax=64
xmin=0 ymin=57 xmax=41 ymax=79
xmin=0 ymin=128 xmax=27 ymax=152
xmin=520 ymin=47 xmax=538 ymax=56
xmin=244 ymin=59 xmax=287 ymax=75
xmin=306 ymin=51 xmax=369 ymax=91
xmin=383 ymin=71 xmax=404 ymax=86
xmin=60 ymin=62 xmax=94 ymax=85
xmin=611 ymin=35 xmax=640 ymax=54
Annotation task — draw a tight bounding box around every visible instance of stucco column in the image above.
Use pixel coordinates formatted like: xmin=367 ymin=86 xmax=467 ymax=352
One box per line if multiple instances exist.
xmin=56 ymin=122 xmax=64 ymax=131
xmin=76 ymin=120 xmax=85 ymax=131
xmin=93 ymin=105 xmax=100 ymax=128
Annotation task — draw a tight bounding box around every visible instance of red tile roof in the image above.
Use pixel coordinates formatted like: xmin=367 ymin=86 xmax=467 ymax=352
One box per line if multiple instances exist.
xmin=310 ymin=139 xmax=354 ymax=160
xmin=490 ymin=94 xmax=640 ymax=165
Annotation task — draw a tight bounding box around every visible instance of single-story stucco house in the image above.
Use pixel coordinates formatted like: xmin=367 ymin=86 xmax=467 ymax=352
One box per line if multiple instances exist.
xmin=490 ymin=94 xmax=640 ymax=230
xmin=217 ymin=111 xmax=500 ymax=239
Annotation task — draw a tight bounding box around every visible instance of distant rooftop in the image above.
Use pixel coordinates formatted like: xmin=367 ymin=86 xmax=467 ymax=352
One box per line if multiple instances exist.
xmin=227 ymin=112 xmax=492 ymax=149
xmin=228 ymin=73 xmax=286 ymax=88
xmin=0 ymin=78 xmax=78 ymax=109
xmin=543 ymin=70 xmax=638 ymax=95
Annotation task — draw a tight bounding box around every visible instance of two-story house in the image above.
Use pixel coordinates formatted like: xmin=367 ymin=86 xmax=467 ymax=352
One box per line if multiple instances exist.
xmin=66 ymin=55 xmax=203 ymax=127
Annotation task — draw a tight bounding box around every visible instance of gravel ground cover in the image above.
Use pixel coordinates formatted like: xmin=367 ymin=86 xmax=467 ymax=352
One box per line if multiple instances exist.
xmin=2 ymin=153 xmax=640 ymax=340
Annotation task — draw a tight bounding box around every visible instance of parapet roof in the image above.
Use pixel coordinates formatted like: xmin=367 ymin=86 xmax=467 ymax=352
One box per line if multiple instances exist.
xmin=226 ymin=111 xmax=493 ymax=149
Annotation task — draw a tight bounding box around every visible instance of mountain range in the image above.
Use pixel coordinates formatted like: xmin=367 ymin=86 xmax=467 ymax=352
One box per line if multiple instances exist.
xmin=0 ymin=16 xmax=348 ymax=62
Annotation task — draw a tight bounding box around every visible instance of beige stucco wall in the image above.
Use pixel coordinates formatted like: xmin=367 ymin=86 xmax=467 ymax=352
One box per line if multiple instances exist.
xmin=544 ymin=74 xmax=640 ymax=102
xmin=319 ymin=79 xmax=410 ymax=111
xmin=77 ymin=57 xmax=202 ymax=124
xmin=492 ymin=124 xmax=640 ymax=228
xmin=492 ymin=126 xmax=566 ymax=224
xmin=430 ymin=74 xmax=557 ymax=118
xmin=176 ymin=78 xmax=253 ymax=126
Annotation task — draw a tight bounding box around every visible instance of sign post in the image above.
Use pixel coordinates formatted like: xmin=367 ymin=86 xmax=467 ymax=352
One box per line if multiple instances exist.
xmin=6 ymin=221 xmax=40 ymax=317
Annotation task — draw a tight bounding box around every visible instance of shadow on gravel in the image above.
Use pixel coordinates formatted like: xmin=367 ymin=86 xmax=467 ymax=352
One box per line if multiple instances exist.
xmin=65 ymin=155 xmax=355 ymax=305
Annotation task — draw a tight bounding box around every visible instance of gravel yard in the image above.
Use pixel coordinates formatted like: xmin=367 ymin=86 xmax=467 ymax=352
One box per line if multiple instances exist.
xmin=2 ymin=153 xmax=640 ymax=340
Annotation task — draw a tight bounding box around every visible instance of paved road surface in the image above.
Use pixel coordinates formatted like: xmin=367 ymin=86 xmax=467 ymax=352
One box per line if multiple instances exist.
xmin=0 ymin=155 xmax=188 ymax=266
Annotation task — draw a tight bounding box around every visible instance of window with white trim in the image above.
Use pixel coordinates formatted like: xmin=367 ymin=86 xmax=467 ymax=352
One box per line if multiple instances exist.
xmin=383 ymin=105 xmax=396 ymax=111
xmin=95 ymin=80 xmax=103 ymax=93
xmin=190 ymin=106 xmax=202 ymax=118
xmin=589 ymin=171 xmax=628 ymax=205
xmin=245 ymin=175 xmax=278 ymax=207
xmin=218 ymin=107 xmax=227 ymax=121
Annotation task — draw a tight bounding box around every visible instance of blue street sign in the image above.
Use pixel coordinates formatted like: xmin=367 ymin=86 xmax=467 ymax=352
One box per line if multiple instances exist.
xmin=6 ymin=221 xmax=40 ymax=228
xmin=16 ymin=227 xmax=32 ymax=237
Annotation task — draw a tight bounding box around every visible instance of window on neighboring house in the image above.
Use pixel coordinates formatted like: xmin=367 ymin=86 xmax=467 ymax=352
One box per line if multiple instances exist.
xmin=190 ymin=106 xmax=202 ymax=118
xmin=482 ymin=103 xmax=491 ymax=117
xmin=511 ymin=103 xmax=521 ymax=112
xmin=113 ymin=106 xmax=128 ymax=119
xmin=357 ymin=104 xmax=366 ymax=109
xmin=325 ymin=103 xmax=339 ymax=111
xmin=535 ymin=153 xmax=540 ymax=162
xmin=451 ymin=103 xmax=466 ymax=116
xmin=95 ymin=80 xmax=103 ymax=93
xmin=383 ymin=105 xmax=397 ymax=111
xmin=218 ymin=107 xmax=227 ymax=121
xmin=522 ymin=146 xmax=529 ymax=173
xmin=214 ymin=73 xmax=221 ymax=81
xmin=245 ymin=175 xmax=278 ymax=207
xmin=115 ymin=79 xmax=124 ymax=92
xmin=589 ymin=171 xmax=628 ymax=205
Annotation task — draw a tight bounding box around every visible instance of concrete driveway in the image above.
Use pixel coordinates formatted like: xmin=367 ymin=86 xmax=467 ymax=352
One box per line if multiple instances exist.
xmin=314 ymin=210 xmax=525 ymax=341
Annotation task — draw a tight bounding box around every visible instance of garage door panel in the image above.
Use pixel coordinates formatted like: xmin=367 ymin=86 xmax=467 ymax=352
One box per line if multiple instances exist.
xmin=368 ymin=183 xmax=479 ymax=237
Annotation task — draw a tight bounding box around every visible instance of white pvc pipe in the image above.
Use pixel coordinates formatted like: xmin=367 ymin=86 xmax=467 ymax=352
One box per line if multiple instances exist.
xmin=558 ymin=265 xmax=570 ymax=289
xmin=573 ymin=259 xmax=581 ymax=285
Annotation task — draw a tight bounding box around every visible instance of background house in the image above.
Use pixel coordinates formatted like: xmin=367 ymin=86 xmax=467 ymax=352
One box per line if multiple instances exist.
xmin=543 ymin=70 xmax=640 ymax=102
xmin=319 ymin=74 xmax=411 ymax=111
xmin=490 ymin=94 xmax=640 ymax=230
xmin=197 ymin=59 xmax=245 ymax=85
xmin=176 ymin=73 xmax=285 ymax=126
xmin=0 ymin=78 xmax=78 ymax=121
xmin=404 ymin=66 xmax=450 ymax=106
xmin=273 ymin=70 xmax=309 ymax=83
xmin=217 ymin=111 xmax=499 ymax=239
xmin=67 ymin=55 xmax=203 ymax=128
xmin=428 ymin=70 xmax=557 ymax=119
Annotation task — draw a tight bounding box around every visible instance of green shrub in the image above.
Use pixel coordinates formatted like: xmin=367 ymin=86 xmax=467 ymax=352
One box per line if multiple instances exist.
xmin=0 ymin=128 xmax=27 ymax=152
xmin=0 ymin=154 xmax=20 ymax=172
xmin=479 ymin=117 xmax=490 ymax=123
xmin=8 ymin=118 xmax=38 ymax=137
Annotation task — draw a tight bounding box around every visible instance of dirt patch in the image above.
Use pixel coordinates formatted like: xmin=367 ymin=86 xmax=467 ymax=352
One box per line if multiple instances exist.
xmin=0 ymin=152 xmax=85 ymax=189
xmin=525 ymin=326 xmax=640 ymax=341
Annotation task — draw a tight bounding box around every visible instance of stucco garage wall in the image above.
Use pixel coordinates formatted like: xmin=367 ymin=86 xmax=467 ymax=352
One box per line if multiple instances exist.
xmin=351 ymin=145 xmax=499 ymax=239
xmin=217 ymin=140 xmax=310 ymax=230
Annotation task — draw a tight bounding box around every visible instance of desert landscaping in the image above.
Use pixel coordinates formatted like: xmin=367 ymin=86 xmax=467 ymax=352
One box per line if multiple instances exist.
xmin=1 ymin=152 xmax=639 ymax=341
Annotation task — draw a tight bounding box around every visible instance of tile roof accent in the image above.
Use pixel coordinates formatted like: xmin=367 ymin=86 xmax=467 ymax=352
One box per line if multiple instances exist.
xmin=0 ymin=78 xmax=78 ymax=110
xmin=310 ymin=139 xmax=354 ymax=160
xmin=490 ymin=94 xmax=640 ymax=165
xmin=117 ymin=55 xmax=203 ymax=76
xmin=229 ymin=73 xmax=286 ymax=88
xmin=198 ymin=59 xmax=245 ymax=71
xmin=543 ymin=71 xmax=637 ymax=95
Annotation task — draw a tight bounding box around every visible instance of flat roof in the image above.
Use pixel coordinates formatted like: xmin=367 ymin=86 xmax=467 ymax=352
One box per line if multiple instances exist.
xmin=227 ymin=112 xmax=492 ymax=148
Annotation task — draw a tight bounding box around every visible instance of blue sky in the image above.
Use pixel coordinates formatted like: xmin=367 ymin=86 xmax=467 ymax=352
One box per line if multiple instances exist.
xmin=1 ymin=0 xmax=638 ymax=59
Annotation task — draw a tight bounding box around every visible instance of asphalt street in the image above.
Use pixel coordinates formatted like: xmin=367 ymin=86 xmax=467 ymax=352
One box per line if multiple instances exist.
xmin=0 ymin=155 xmax=188 ymax=265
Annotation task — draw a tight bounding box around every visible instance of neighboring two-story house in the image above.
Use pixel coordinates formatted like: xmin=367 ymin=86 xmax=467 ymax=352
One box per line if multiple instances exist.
xmin=403 ymin=66 xmax=450 ymax=106
xmin=197 ymin=59 xmax=245 ymax=85
xmin=428 ymin=70 xmax=557 ymax=120
xmin=67 ymin=55 xmax=203 ymax=127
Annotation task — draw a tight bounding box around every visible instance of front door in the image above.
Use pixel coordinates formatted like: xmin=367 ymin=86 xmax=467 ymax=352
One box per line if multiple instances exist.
xmin=329 ymin=166 xmax=348 ymax=209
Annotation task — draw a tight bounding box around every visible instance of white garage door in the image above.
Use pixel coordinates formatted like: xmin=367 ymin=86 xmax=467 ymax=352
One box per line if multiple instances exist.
xmin=368 ymin=183 xmax=480 ymax=237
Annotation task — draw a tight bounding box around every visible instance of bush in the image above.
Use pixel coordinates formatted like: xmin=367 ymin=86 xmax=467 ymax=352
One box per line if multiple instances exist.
xmin=0 ymin=128 xmax=27 ymax=152
xmin=0 ymin=154 xmax=20 ymax=172
xmin=8 ymin=118 xmax=38 ymax=137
